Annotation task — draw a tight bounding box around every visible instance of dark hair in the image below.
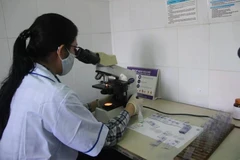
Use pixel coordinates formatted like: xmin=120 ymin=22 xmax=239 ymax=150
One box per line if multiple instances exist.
xmin=0 ymin=13 xmax=78 ymax=139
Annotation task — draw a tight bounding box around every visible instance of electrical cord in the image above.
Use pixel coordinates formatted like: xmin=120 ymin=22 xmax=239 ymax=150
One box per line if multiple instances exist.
xmin=143 ymin=106 xmax=240 ymax=129
xmin=235 ymin=125 xmax=240 ymax=129
xmin=143 ymin=106 xmax=213 ymax=119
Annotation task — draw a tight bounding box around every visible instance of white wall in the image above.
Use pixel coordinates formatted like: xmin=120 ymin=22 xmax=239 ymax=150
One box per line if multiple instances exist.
xmin=1 ymin=0 xmax=240 ymax=112
xmin=0 ymin=0 xmax=112 ymax=103
xmin=110 ymin=0 xmax=240 ymax=112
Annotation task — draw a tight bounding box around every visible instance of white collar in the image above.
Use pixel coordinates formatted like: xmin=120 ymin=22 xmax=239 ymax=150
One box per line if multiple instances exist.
xmin=31 ymin=63 xmax=60 ymax=83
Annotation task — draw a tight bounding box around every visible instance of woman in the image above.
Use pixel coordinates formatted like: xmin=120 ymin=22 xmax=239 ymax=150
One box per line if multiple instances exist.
xmin=0 ymin=13 xmax=141 ymax=160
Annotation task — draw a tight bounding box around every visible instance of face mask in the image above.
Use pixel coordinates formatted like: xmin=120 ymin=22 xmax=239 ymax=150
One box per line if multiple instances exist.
xmin=59 ymin=49 xmax=75 ymax=76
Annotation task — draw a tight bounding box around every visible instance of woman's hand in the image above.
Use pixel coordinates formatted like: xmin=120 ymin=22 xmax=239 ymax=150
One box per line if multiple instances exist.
xmin=125 ymin=94 xmax=143 ymax=117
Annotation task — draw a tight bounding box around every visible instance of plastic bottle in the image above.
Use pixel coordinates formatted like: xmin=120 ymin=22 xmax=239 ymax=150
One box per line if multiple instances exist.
xmin=233 ymin=98 xmax=240 ymax=120
xmin=234 ymin=98 xmax=240 ymax=108
xmin=136 ymin=97 xmax=144 ymax=123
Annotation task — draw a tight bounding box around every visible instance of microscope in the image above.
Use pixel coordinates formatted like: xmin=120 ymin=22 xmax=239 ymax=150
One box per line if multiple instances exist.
xmin=75 ymin=47 xmax=137 ymax=123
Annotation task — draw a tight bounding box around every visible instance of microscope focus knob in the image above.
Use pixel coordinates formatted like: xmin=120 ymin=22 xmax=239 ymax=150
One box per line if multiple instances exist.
xmin=127 ymin=78 xmax=135 ymax=84
xmin=95 ymin=73 xmax=103 ymax=80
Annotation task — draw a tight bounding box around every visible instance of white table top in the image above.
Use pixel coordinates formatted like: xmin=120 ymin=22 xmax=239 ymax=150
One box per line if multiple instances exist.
xmin=116 ymin=99 xmax=240 ymax=160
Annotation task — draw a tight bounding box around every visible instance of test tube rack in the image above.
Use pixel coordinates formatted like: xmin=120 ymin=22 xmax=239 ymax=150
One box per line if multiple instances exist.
xmin=174 ymin=112 xmax=234 ymax=160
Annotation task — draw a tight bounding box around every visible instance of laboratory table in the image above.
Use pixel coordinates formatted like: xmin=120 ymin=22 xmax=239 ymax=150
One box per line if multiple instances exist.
xmin=114 ymin=99 xmax=240 ymax=160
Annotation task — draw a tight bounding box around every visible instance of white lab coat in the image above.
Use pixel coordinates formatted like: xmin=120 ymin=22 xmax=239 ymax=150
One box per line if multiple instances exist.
xmin=0 ymin=63 xmax=109 ymax=160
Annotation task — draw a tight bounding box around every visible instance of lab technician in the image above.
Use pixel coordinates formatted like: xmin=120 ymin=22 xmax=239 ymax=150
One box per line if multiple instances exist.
xmin=0 ymin=13 xmax=141 ymax=160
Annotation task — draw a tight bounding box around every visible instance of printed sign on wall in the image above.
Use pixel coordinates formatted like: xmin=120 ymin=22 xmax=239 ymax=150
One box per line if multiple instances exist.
xmin=209 ymin=0 xmax=240 ymax=23
xmin=127 ymin=67 xmax=159 ymax=100
xmin=166 ymin=0 xmax=198 ymax=25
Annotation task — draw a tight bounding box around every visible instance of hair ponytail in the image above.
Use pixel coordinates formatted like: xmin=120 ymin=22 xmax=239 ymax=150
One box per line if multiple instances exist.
xmin=0 ymin=13 xmax=78 ymax=139
xmin=0 ymin=30 xmax=34 ymax=139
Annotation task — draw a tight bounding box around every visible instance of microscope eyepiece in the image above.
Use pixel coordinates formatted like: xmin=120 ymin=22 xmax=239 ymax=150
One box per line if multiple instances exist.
xmin=75 ymin=47 xmax=100 ymax=65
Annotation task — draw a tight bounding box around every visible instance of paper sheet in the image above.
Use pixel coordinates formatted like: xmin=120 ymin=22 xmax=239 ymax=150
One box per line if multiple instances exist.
xmin=166 ymin=0 xmax=197 ymax=25
xmin=209 ymin=0 xmax=240 ymax=23
xmin=128 ymin=113 xmax=203 ymax=148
